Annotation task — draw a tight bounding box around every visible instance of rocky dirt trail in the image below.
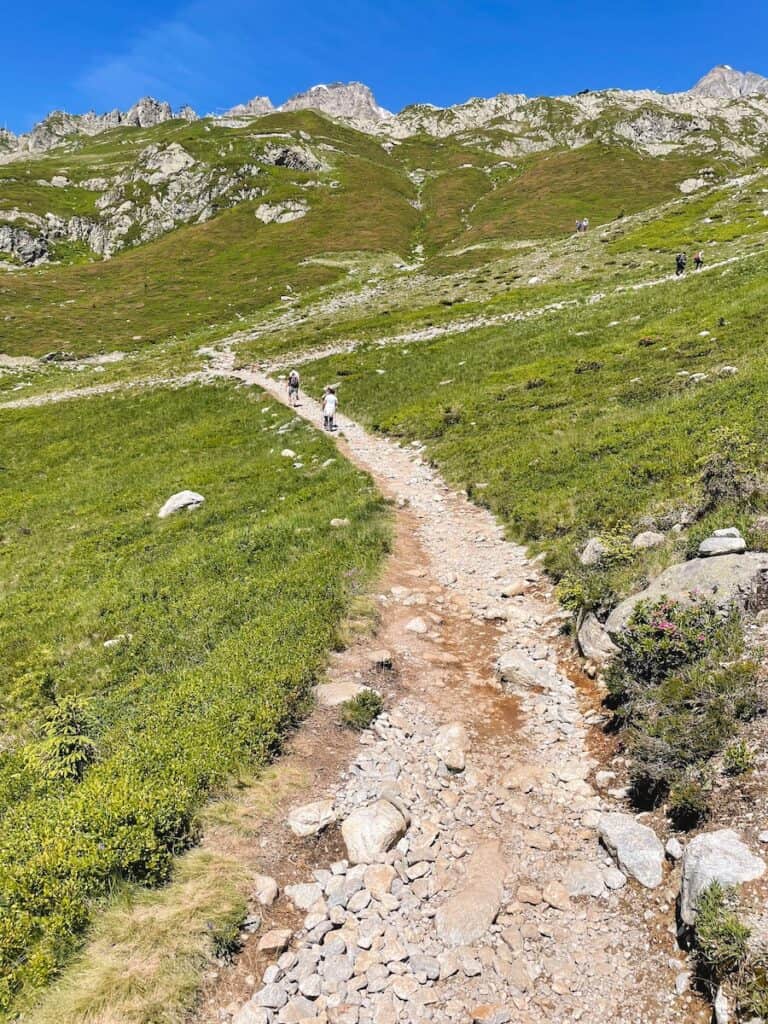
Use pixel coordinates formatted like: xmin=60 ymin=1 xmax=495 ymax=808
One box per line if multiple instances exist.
xmin=195 ymin=358 xmax=707 ymax=1024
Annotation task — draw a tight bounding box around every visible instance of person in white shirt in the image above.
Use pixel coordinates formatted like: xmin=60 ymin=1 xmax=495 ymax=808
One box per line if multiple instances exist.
xmin=322 ymin=387 xmax=338 ymax=431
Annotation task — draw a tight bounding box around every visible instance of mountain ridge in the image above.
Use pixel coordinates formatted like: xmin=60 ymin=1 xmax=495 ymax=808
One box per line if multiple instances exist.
xmin=4 ymin=66 xmax=768 ymax=159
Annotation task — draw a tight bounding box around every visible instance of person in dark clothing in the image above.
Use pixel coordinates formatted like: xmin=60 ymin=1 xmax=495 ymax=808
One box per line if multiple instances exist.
xmin=675 ymin=252 xmax=688 ymax=277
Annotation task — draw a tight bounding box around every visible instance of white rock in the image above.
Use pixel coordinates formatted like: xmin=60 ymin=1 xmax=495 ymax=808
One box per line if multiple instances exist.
xmin=666 ymin=838 xmax=684 ymax=861
xmin=632 ymin=530 xmax=665 ymax=549
xmin=157 ymin=490 xmax=205 ymax=518
xmin=434 ymin=722 xmax=470 ymax=772
xmin=287 ymin=800 xmax=336 ymax=838
xmin=580 ymin=537 xmax=607 ymax=566
xmin=252 ymin=874 xmax=279 ymax=906
xmin=405 ymin=617 xmax=428 ymax=634
xmin=598 ymin=813 xmax=665 ymax=889
xmin=285 ymin=882 xmax=323 ymax=911
xmin=281 ymin=448 xmax=297 ymax=458
xmin=680 ymin=829 xmax=765 ymax=925
xmin=713 ymin=527 xmax=742 ymax=538
xmin=341 ymin=799 xmax=407 ymax=864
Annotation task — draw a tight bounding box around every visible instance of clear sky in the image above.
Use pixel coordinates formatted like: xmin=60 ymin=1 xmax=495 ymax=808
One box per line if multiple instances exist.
xmin=3 ymin=0 xmax=768 ymax=134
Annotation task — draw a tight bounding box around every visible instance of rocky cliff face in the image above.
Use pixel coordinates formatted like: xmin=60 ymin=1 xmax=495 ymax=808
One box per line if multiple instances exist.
xmin=691 ymin=65 xmax=768 ymax=99
xmin=279 ymin=82 xmax=391 ymax=125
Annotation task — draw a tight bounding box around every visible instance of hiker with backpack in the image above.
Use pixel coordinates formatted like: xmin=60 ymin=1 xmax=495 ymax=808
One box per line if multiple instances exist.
xmin=322 ymin=386 xmax=338 ymax=431
xmin=287 ymin=369 xmax=300 ymax=407
xmin=693 ymin=250 xmax=704 ymax=271
xmin=675 ymin=252 xmax=688 ymax=277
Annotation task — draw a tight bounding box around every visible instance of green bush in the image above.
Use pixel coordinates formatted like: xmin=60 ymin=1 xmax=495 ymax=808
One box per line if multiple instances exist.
xmin=697 ymin=428 xmax=761 ymax=516
xmin=607 ymin=597 xmax=737 ymax=704
xmin=723 ymin=740 xmax=756 ymax=776
xmin=668 ymin=773 xmax=710 ymax=828
xmin=340 ymin=689 xmax=384 ymax=731
xmin=696 ymin=883 xmax=750 ymax=983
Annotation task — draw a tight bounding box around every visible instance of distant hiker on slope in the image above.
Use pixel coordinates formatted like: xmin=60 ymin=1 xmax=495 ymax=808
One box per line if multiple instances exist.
xmin=322 ymin=386 xmax=338 ymax=432
xmin=693 ymin=250 xmax=704 ymax=271
xmin=287 ymin=369 xmax=300 ymax=407
xmin=675 ymin=252 xmax=688 ymax=277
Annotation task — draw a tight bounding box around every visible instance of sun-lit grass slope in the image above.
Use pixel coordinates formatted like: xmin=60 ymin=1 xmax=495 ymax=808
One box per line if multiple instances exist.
xmin=298 ymin=238 xmax=768 ymax=588
xmin=0 ymin=111 xmax=417 ymax=358
xmin=0 ymin=381 xmax=389 ymax=1011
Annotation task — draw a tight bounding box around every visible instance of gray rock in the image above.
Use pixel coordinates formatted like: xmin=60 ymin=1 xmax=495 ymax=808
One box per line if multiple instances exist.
xmin=680 ymin=829 xmax=765 ymax=926
xmin=580 ymin=537 xmax=608 ymax=566
xmin=157 ymin=490 xmax=205 ymax=519
xmin=316 ymin=681 xmax=368 ymax=707
xmin=564 ymin=860 xmax=606 ymax=898
xmin=434 ymin=722 xmax=470 ymax=772
xmin=496 ymin=649 xmax=563 ymax=692
xmin=341 ymin=799 xmax=408 ymax=864
xmin=577 ymin=613 xmax=618 ymax=665
xmin=714 ymin=528 xmax=743 ymax=539
xmin=287 ymin=799 xmax=336 ymax=838
xmin=698 ymin=536 xmax=747 ymax=557
xmin=632 ymin=530 xmax=665 ymax=550
xmin=666 ymin=837 xmax=684 ymax=861
xmin=279 ymin=995 xmax=318 ymax=1022
xmin=602 ymin=866 xmax=627 ymax=890
xmin=233 ymin=1003 xmax=270 ymax=1024
xmin=284 ymin=882 xmax=323 ymax=911
xmin=605 ymin=553 xmax=768 ymax=635
xmin=253 ymin=983 xmax=288 ymax=1009
xmin=598 ymin=813 xmax=665 ymax=889
xmin=435 ymin=840 xmax=506 ymax=946
xmin=715 ymin=986 xmax=730 ymax=1024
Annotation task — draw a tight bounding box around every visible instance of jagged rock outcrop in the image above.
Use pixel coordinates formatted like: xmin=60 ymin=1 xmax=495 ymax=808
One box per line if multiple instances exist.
xmin=224 ymin=96 xmax=275 ymax=117
xmin=0 ymin=225 xmax=48 ymax=264
xmin=691 ymin=65 xmax=768 ymax=99
xmin=279 ymin=82 xmax=392 ymax=125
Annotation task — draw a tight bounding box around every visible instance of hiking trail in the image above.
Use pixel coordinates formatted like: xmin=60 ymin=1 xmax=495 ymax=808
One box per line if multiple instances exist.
xmin=191 ymin=356 xmax=706 ymax=1024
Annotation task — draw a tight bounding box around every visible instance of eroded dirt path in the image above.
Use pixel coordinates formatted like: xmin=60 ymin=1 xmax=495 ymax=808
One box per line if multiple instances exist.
xmin=191 ymin=360 xmax=706 ymax=1024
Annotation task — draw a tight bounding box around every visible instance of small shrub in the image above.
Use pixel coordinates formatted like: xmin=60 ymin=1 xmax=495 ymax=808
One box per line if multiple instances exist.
xmin=574 ymin=360 xmax=603 ymax=374
xmin=340 ymin=689 xmax=384 ymax=731
xmin=32 ymin=695 xmax=98 ymax=782
xmin=668 ymin=773 xmax=710 ymax=828
xmin=607 ymin=597 xmax=733 ymax=703
xmin=695 ymin=883 xmax=750 ymax=984
xmin=697 ymin=428 xmax=760 ymax=515
xmin=723 ymin=740 xmax=755 ymax=776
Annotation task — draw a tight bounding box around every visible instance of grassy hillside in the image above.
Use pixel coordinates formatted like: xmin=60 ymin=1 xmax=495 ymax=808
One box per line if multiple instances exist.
xmin=0 ymin=382 xmax=389 ymax=1012
xmin=297 ymin=241 xmax=768 ymax=598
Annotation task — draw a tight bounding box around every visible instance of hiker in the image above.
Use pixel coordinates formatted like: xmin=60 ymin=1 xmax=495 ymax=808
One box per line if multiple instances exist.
xmin=322 ymin=386 xmax=338 ymax=431
xmin=575 ymin=219 xmax=583 ymax=234
xmin=582 ymin=217 xmax=589 ymax=232
xmin=693 ymin=250 xmax=704 ymax=271
xmin=675 ymin=252 xmax=688 ymax=277
xmin=287 ymin=368 xmax=300 ymax=406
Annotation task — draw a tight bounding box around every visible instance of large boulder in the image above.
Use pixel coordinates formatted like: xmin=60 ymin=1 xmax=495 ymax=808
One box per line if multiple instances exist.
xmin=435 ymin=840 xmax=506 ymax=946
xmin=605 ymin=553 xmax=768 ymax=635
xmin=341 ymin=799 xmax=407 ymax=864
xmin=598 ymin=813 xmax=665 ymax=889
xmin=680 ymin=829 xmax=765 ymax=926
xmin=577 ymin=613 xmax=619 ymax=665
xmin=157 ymin=490 xmax=205 ymax=519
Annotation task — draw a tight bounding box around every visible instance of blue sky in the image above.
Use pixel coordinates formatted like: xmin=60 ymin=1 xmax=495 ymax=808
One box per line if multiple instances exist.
xmin=3 ymin=0 xmax=768 ymax=134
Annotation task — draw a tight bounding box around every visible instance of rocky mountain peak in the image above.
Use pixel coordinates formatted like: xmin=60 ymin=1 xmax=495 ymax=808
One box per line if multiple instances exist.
xmin=224 ymin=96 xmax=275 ymax=118
xmin=690 ymin=64 xmax=768 ymax=99
xmin=279 ymin=82 xmax=392 ymax=124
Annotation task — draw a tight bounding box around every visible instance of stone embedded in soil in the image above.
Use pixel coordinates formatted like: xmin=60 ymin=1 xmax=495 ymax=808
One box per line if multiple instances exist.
xmin=433 ymin=721 xmax=470 ymax=772
xmin=598 ymin=813 xmax=665 ymax=890
xmin=285 ymin=882 xmax=323 ymax=911
xmin=341 ymin=799 xmax=408 ymax=864
xmin=680 ymin=829 xmax=766 ymax=926
xmin=157 ymin=489 xmax=205 ymax=519
xmin=287 ymin=799 xmax=336 ymax=837
xmin=405 ymin=616 xmax=429 ymax=634
xmin=252 ymin=874 xmax=279 ymax=906
xmin=316 ymin=680 xmax=369 ymax=707
xmin=435 ymin=840 xmax=506 ymax=946
xmin=367 ymin=648 xmax=394 ymax=669
xmin=258 ymin=929 xmax=293 ymax=954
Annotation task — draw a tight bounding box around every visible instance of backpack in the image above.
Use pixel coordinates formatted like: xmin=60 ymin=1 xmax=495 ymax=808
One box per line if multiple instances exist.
xmin=289 ymin=372 xmax=299 ymax=387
